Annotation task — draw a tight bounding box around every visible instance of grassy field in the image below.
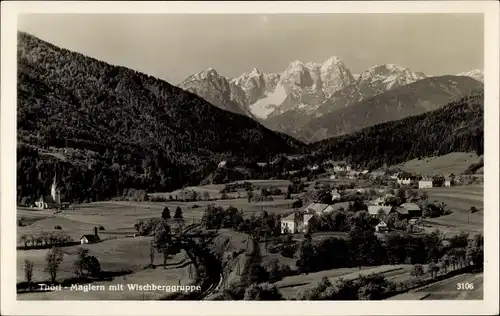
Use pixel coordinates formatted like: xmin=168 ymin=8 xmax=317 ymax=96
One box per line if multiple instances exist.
xmin=275 ymin=264 xmax=416 ymax=299
xmin=17 ymin=236 xmax=188 ymax=283
xmin=394 ymin=152 xmax=481 ymax=176
xmin=388 ymin=272 xmax=484 ymax=300
xmin=418 ymin=272 xmax=483 ymax=300
xmin=151 ymin=180 xmax=293 ymax=200
xmin=421 ymin=184 xmax=483 ymax=234
xmin=16 ymin=184 xmax=301 ymax=299
xmin=18 ymin=262 xmax=192 ymax=300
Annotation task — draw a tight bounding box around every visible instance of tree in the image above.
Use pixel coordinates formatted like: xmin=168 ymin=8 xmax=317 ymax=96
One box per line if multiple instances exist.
xmin=428 ymin=262 xmax=440 ymax=278
xmin=410 ymin=264 xmax=424 ymax=277
xmin=247 ymin=190 xmax=254 ymax=203
xmin=20 ymin=234 xmax=29 ymax=248
xmin=296 ymin=233 xmax=315 ymax=274
xmin=377 ymin=209 xmax=386 ymax=221
xmin=243 ymin=283 xmax=283 ymax=300
xmin=174 ymin=206 xmax=184 ymax=228
xmin=44 ymin=247 xmax=64 ymax=283
xmin=162 ymin=206 xmax=171 ymax=220
xmin=83 ymin=255 xmax=101 ymax=276
xmin=241 ymin=238 xmax=268 ymax=286
xmin=24 ymin=259 xmax=34 ymax=285
xmin=203 ymin=191 xmax=210 ymax=201
xmin=466 ymin=233 xmax=484 ymax=267
xmin=73 ymin=248 xmax=90 ymax=277
xmin=155 ymin=222 xmax=172 ymax=269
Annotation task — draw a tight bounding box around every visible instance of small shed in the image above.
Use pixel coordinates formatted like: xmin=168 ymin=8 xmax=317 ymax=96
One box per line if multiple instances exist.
xmin=80 ymin=234 xmax=101 ymax=244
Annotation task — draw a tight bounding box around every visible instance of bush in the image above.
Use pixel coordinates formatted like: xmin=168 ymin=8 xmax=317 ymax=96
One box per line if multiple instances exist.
xmin=54 ymin=225 xmax=62 ymax=230
xmin=98 ymin=225 xmax=105 ymax=231
xmin=410 ymin=264 xmax=425 ymax=277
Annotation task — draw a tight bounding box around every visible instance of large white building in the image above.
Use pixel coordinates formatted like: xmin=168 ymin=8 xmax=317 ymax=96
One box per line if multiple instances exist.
xmin=281 ymin=213 xmax=314 ymax=234
xmin=418 ymin=179 xmax=433 ymax=189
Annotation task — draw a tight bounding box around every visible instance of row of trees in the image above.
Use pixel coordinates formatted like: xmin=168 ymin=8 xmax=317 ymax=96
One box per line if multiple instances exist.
xmin=294 ymin=221 xmax=484 ymax=276
xmin=23 ymin=246 xmax=102 ymax=287
xmin=19 ymin=231 xmax=73 ymax=249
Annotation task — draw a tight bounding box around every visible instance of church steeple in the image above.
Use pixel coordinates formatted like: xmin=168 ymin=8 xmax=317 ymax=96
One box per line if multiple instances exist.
xmin=51 ymin=174 xmax=60 ymax=205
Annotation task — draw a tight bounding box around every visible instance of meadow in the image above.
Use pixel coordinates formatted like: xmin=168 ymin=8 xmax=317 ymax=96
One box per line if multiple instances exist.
xmin=422 ymin=184 xmax=483 ymax=234
xmin=394 ymin=152 xmax=481 ymax=176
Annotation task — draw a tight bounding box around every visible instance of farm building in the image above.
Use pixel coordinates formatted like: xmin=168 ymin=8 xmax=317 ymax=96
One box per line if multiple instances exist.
xmin=304 ymin=202 xmax=331 ymax=214
xmin=280 ymin=213 xmax=314 ymax=234
xmin=329 ymin=174 xmax=336 ymax=180
xmin=399 ymin=203 xmax=422 ymax=218
xmin=375 ymin=221 xmax=389 ymax=233
xmin=257 ymin=162 xmax=267 ymax=167
xmin=397 ymin=177 xmax=412 ymax=185
xmin=80 ymin=234 xmax=101 ymax=244
xmin=418 ymin=179 xmax=433 ymax=189
xmin=331 ymin=189 xmax=342 ymax=201
xmin=34 ymin=175 xmax=62 ymax=209
xmin=368 ymin=205 xmax=394 ymax=217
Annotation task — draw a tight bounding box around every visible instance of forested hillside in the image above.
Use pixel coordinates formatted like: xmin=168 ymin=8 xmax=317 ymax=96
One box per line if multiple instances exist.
xmin=16 ymin=32 xmax=304 ymax=204
xmin=269 ymin=76 xmax=482 ymax=143
xmin=312 ymin=91 xmax=484 ymax=170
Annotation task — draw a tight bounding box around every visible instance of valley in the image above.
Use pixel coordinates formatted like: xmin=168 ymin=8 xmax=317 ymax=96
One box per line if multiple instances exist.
xmin=15 ymin=30 xmax=485 ymax=303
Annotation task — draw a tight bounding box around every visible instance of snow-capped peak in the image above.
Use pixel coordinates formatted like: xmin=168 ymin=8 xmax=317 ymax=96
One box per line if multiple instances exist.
xmin=251 ymin=68 xmax=262 ymax=75
xmin=457 ymin=69 xmax=484 ymax=83
xmin=322 ymin=56 xmax=342 ymax=67
xmin=356 ymin=63 xmax=427 ymax=94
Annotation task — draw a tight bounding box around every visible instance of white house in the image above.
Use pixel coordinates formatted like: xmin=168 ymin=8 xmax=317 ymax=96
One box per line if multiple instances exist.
xmin=217 ymin=160 xmax=227 ymax=168
xmin=281 ymin=213 xmax=314 ymax=234
xmin=444 ymin=180 xmax=451 ymax=187
xmin=329 ymin=174 xmax=336 ymax=180
xmin=331 ymin=189 xmax=342 ymax=201
xmin=397 ymin=178 xmax=412 ymax=185
xmin=362 ymin=170 xmax=370 ymax=174
xmin=375 ymin=221 xmax=389 ymax=233
xmin=418 ymin=179 xmax=433 ymax=189
xmin=80 ymin=234 xmax=101 ymax=244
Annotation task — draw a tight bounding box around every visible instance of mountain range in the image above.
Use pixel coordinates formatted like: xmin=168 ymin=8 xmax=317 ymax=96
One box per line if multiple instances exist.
xmin=180 ymin=58 xmax=483 ymax=142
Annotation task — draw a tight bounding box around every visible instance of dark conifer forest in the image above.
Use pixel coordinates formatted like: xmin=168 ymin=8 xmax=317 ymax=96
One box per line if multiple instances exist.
xmin=312 ymin=91 xmax=484 ymax=170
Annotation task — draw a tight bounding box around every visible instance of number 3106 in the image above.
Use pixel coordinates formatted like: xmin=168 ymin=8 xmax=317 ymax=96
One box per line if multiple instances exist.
xmin=457 ymin=283 xmax=474 ymax=290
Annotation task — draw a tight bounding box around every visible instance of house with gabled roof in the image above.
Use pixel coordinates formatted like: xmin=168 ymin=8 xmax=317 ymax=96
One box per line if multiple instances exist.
xmin=375 ymin=221 xmax=389 ymax=233
xmin=399 ymin=203 xmax=422 ymax=218
xmin=368 ymin=205 xmax=394 ymax=217
xmin=280 ymin=212 xmax=314 ymax=234
xmin=304 ymin=202 xmax=330 ymax=215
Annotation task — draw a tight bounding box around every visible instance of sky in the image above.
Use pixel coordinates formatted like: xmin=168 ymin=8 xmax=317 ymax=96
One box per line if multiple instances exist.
xmin=18 ymin=14 xmax=484 ymax=85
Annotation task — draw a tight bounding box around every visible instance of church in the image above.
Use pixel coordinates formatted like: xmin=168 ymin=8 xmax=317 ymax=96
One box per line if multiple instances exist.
xmin=34 ymin=175 xmax=62 ymax=209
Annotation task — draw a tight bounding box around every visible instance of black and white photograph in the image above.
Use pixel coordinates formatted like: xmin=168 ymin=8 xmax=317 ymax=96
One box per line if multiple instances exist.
xmin=1 ymin=1 xmax=499 ymax=315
